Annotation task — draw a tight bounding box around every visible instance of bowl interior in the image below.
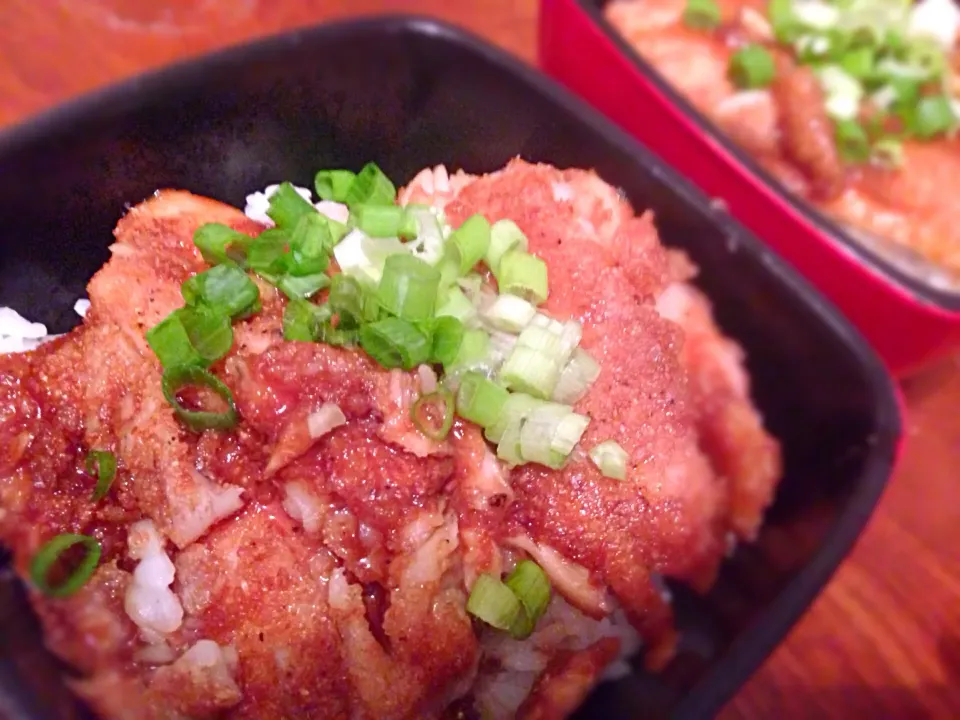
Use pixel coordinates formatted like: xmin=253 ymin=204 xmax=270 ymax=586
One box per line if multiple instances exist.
xmin=0 ymin=16 xmax=900 ymax=720
xmin=572 ymin=0 xmax=960 ymax=311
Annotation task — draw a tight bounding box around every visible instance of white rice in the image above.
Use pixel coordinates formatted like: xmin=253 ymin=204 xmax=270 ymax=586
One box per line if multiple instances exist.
xmin=0 ymin=301 xmax=89 ymax=355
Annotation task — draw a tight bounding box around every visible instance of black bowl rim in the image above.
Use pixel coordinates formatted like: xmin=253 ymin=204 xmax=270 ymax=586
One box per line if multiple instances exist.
xmin=0 ymin=13 xmax=904 ymax=718
xmin=567 ymin=0 xmax=960 ymax=313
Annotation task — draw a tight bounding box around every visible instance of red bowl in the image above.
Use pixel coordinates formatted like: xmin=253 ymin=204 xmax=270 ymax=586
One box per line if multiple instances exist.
xmin=539 ymin=0 xmax=960 ymax=378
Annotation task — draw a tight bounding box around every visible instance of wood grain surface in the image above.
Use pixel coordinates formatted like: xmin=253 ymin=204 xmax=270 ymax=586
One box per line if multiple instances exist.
xmin=0 ymin=1 xmax=958 ymax=718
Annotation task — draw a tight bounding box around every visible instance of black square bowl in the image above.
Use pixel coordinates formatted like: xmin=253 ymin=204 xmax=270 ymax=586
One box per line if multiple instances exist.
xmin=0 ymin=15 xmax=902 ymax=720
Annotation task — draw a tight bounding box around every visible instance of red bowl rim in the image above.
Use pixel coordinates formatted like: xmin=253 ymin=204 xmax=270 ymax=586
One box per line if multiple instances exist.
xmin=565 ymin=0 xmax=960 ymax=313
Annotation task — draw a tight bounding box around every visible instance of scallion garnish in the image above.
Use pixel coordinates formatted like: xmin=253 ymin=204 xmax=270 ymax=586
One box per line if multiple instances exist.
xmin=277 ymin=272 xmax=331 ymax=301
xmin=178 ymin=306 xmax=234 ymax=365
xmin=30 ymin=533 xmax=101 ymax=598
xmin=910 ymin=94 xmax=956 ymax=138
xmin=288 ymin=213 xmax=333 ymax=277
xmin=445 ymin=328 xmax=490 ymax=373
xmin=328 ymin=274 xmax=367 ymax=330
xmin=448 ymin=214 xmax=491 ymax=276
xmin=283 ymin=298 xmax=326 ymax=342
xmin=161 ymin=365 xmax=238 ymax=431
xmin=86 ymin=450 xmax=117 ymax=501
xmin=352 ymin=204 xmax=419 ymax=239
xmin=589 ymin=440 xmax=630 ymax=481
xmin=314 ymin=169 xmax=356 ymax=202
xmin=411 ymin=388 xmax=455 ymax=441
xmin=146 ymin=311 xmax=205 ymax=370
xmin=359 ymin=317 xmax=432 ymax=370
xmin=729 ymin=45 xmax=777 ymax=89
xmin=834 ymin=118 xmax=872 ymax=162
xmin=344 ymin=162 xmax=397 ymax=207
xmin=267 ymin=182 xmax=317 ymax=230
xmin=245 ymin=230 xmax=289 ymax=277
xmin=485 ymin=219 xmax=528 ymax=274
xmin=456 ymin=371 xmax=510 ymax=429
xmin=430 ymin=316 xmax=465 ymax=367
xmin=496 ymin=251 xmax=549 ymax=305
xmin=467 ymin=574 xmax=522 ymax=631
xmin=376 ymin=254 xmax=441 ymax=322
xmin=193 ymin=223 xmax=252 ymax=266
xmin=181 ymin=263 xmax=260 ymax=319
xmin=683 ymin=0 xmax=722 ymax=30
xmin=504 ymin=560 xmax=552 ymax=640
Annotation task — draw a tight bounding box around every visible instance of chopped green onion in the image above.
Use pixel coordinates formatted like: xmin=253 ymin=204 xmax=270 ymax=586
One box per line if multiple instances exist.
xmin=517 ymin=403 xmax=589 ymax=469
xmin=505 ymin=560 xmax=551 ymax=640
xmin=485 ymin=392 xmax=541 ymax=445
xmin=482 ymin=293 xmax=537 ymax=333
xmin=277 ymin=272 xmax=330 ymax=300
xmin=769 ymin=0 xmax=802 ymax=42
xmin=496 ymin=411 xmax=526 ymax=466
xmin=161 ymin=365 xmax=238 ymax=431
xmin=411 ymin=388 xmax=455 ymax=441
xmin=910 ymin=94 xmax=956 ymax=139
xmin=496 ymin=251 xmax=549 ymax=305
xmin=485 ymin=219 xmax=528 ymax=274
xmin=246 ymin=230 xmax=289 ymax=277
xmin=500 ymin=346 xmax=562 ymax=399
xmin=729 ymin=45 xmax=777 ymax=89
xmin=431 ymin=316 xmax=465 ymax=367
xmin=328 ymin=274 xmax=367 ymax=329
xmin=315 ymin=169 xmax=356 ymax=202
xmin=352 ymin=204 xmax=418 ymax=239
xmin=436 ymin=285 xmax=478 ymax=324
xmin=283 ymin=298 xmax=325 ymax=341
xmin=193 ymin=223 xmax=252 ymax=266
xmin=146 ymin=312 xmax=204 ymax=370
xmin=834 ymin=119 xmax=872 ymax=162
xmin=317 ymin=320 xmax=359 ymax=348
xmin=819 ymin=65 xmax=863 ymax=120
xmin=682 ymin=0 xmax=721 ymax=29
xmin=178 ymin=306 xmax=234 ymax=365
xmin=288 ymin=213 xmax=332 ymax=276
xmin=457 ymin=371 xmax=510 ymax=429
xmin=448 ymin=214 xmax=491 ymax=276
xmin=791 ymin=0 xmax=838 ymax=30
xmin=589 ymin=440 xmax=630 ymax=481
xmin=376 ymin=254 xmax=441 ymax=322
xmin=181 ymin=264 xmax=260 ymax=319
xmin=333 ymin=231 xmax=406 ymax=285
xmin=871 ymin=137 xmax=904 ymax=167
xmin=838 ymin=45 xmax=876 ymax=78
xmin=466 ymin=573 xmax=521 ymax=631
xmin=267 ymin=183 xmax=317 ymax=230
xmin=29 ymin=533 xmax=101 ymax=598
xmin=86 ymin=450 xmax=117 ymax=502
xmin=344 ymin=162 xmax=396 ymax=207
xmin=553 ymin=348 xmax=601 ymax=404
xmin=359 ymin=317 xmax=432 ymax=370
xmin=445 ymin=328 xmax=491 ymax=373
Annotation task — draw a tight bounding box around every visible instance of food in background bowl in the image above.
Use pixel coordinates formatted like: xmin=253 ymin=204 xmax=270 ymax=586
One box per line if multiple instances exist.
xmin=606 ymin=0 xmax=960 ymax=288
xmin=0 ymin=159 xmax=780 ymax=719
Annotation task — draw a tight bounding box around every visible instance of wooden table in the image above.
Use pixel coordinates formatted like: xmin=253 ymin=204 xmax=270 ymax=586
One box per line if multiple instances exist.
xmin=1 ymin=1 xmax=957 ymax=717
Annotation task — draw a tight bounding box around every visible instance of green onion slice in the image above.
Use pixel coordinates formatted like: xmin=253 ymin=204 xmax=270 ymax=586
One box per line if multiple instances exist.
xmin=553 ymin=348 xmax=601 ymax=405
xmin=267 ymin=182 xmax=317 ymax=230
xmin=328 ymin=274 xmax=367 ymax=329
xmin=456 ymin=371 xmax=510 ymax=429
xmin=729 ymin=45 xmax=777 ymax=89
xmin=496 ymin=251 xmax=549 ymax=305
xmin=485 ymin=219 xmax=528 ymax=274
xmin=161 ymin=364 xmax=238 ymax=431
xmin=505 ymin=560 xmax=551 ymax=640
xmin=769 ymin=0 xmax=802 ymax=42
xmin=431 ymin=316 xmax=465 ymax=367
xmin=499 ymin=345 xmax=563 ymax=400
xmin=282 ymin=299 xmax=329 ymax=342
xmin=445 ymin=328 xmax=491 ymax=373
xmin=516 ymin=403 xmax=589 ymax=469
xmin=344 ymin=162 xmax=397 ymax=207
xmin=482 ymin=293 xmax=537 ymax=333
xmin=245 ymin=230 xmax=289 ymax=277
xmin=314 ymin=169 xmax=356 ymax=203
xmin=411 ymin=388 xmax=455 ymax=441
xmin=288 ymin=213 xmax=333 ymax=276
xmin=436 ymin=285 xmax=478 ymax=324
xmin=193 ymin=223 xmax=252 ymax=266
xmin=910 ymin=95 xmax=956 ymax=139
xmin=589 ymin=440 xmax=630 ymax=481
xmin=376 ymin=254 xmax=441 ymax=322
xmin=30 ymin=533 xmax=101 ymax=598
xmin=448 ymin=214 xmax=491 ymax=276
xmin=177 ymin=306 xmax=234 ymax=365
xmin=352 ymin=204 xmax=418 ymax=239
xmin=86 ymin=450 xmax=117 ymax=502
xmin=683 ymin=0 xmax=721 ymax=30
xmin=181 ymin=264 xmax=260 ymax=319
xmin=834 ymin=119 xmax=871 ymax=163
xmin=485 ymin=392 xmax=541 ymax=445
xmin=146 ymin=312 xmax=205 ymax=370
xmin=277 ymin=272 xmax=330 ymax=300
xmin=359 ymin=317 xmax=432 ymax=370
xmin=466 ymin=573 xmax=522 ymax=631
